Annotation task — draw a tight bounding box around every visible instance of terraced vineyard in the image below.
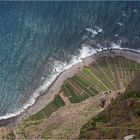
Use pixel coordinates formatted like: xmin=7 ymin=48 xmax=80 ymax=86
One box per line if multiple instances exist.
xmin=21 ymin=56 xmax=140 ymax=129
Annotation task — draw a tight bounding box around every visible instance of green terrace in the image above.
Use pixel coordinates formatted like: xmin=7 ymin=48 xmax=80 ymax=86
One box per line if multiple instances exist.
xmin=21 ymin=56 xmax=140 ymax=128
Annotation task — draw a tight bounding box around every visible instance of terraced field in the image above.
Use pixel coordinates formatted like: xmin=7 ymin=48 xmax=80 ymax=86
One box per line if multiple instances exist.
xmin=21 ymin=56 xmax=140 ymax=129
xmin=61 ymin=56 xmax=140 ymax=102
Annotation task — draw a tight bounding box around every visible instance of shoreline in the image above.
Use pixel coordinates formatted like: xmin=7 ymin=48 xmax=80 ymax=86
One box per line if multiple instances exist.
xmin=0 ymin=48 xmax=140 ymax=126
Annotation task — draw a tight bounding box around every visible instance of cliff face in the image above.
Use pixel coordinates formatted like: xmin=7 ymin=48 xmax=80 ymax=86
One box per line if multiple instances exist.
xmin=79 ymin=75 xmax=140 ymax=139
xmin=1 ymin=53 xmax=140 ymax=139
xmin=127 ymin=74 xmax=140 ymax=92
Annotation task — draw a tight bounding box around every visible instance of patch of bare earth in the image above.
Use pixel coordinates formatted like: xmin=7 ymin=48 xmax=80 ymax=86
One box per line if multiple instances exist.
xmin=27 ymin=91 xmax=118 ymax=139
xmin=59 ymin=91 xmax=70 ymax=105
xmin=0 ymin=127 xmax=7 ymax=139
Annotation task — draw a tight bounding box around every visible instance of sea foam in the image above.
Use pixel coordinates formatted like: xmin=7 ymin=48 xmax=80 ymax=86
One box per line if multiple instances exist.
xmin=86 ymin=26 xmax=103 ymax=37
xmin=0 ymin=44 xmax=97 ymax=120
xmin=0 ymin=35 xmax=140 ymax=120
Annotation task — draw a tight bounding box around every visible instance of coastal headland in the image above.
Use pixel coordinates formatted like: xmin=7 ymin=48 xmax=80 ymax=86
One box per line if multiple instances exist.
xmin=0 ymin=48 xmax=140 ymax=127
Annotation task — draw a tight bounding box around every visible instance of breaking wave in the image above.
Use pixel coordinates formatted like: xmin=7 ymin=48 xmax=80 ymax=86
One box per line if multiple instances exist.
xmin=0 ymin=44 xmax=97 ymax=120
xmin=0 ymin=1 xmax=140 ymax=120
xmin=1 ymin=26 xmax=140 ymax=120
xmin=1 ymin=44 xmax=140 ymax=120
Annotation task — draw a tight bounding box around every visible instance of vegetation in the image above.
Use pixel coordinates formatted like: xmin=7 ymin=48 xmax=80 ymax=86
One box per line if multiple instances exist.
xmin=79 ymin=74 xmax=140 ymax=139
xmin=4 ymin=55 xmax=140 ymax=139
xmin=22 ymin=94 xmax=65 ymax=127
xmin=4 ymin=131 xmax=15 ymax=140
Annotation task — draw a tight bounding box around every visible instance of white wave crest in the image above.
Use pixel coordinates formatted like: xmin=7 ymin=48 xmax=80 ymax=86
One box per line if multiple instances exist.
xmin=86 ymin=26 xmax=103 ymax=37
xmin=133 ymin=9 xmax=138 ymax=13
xmin=110 ymin=42 xmax=122 ymax=49
xmin=1 ymin=40 xmax=140 ymax=120
xmin=0 ymin=45 xmax=97 ymax=120
xmin=117 ymin=22 xmax=124 ymax=26
xmin=37 ymin=44 xmax=97 ymax=92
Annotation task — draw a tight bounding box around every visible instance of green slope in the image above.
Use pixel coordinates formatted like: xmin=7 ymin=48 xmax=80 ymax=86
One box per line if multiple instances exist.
xmin=79 ymin=75 xmax=140 ymax=139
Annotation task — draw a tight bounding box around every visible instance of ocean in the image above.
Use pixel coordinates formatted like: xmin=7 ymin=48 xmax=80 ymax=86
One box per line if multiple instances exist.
xmin=0 ymin=1 xmax=140 ymax=119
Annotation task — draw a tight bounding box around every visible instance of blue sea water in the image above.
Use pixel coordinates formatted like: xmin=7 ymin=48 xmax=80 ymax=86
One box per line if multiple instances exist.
xmin=0 ymin=1 xmax=140 ymax=118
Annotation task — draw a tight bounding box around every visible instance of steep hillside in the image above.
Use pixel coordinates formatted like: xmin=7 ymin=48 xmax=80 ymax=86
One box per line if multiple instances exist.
xmin=1 ymin=55 xmax=140 ymax=139
xmin=79 ymin=75 xmax=140 ymax=139
xmin=127 ymin=74 xmax=140 ymax=92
